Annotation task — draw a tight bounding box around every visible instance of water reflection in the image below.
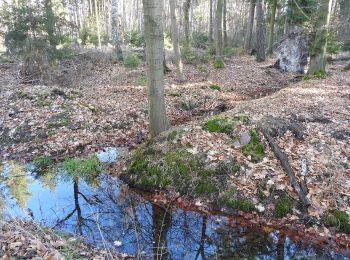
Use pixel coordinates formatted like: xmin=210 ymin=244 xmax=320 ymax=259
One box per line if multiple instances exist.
xmin=0 ymin=163 xmax=348 ymax=259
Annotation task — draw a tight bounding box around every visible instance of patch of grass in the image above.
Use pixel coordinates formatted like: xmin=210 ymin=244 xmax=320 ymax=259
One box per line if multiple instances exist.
xmin=325 ymin=210 xmax=350 ymax=234
xmin=124 ymin=54 xmax=140 ymax=68
xmin=208 ymin=45 xmax=216 ymax=56
xmin=314 ymin=69 xmax=327 ymax=79
xmin=136 ymin=74 xmax=147 ymax=86
xmin=274 ymin=195 xmax=293 ymax=217
xmin=33 ymin=156 xmax=53 ymax=171
xmin=214 ymin=59 xmax=225 ymax=69
xmin=35 ymin=96 xmax=51 ymax=107
xmin=169 ymin=92 xmax=182 ymax=97
xmin=242 ymin=129 xmax=265 ymax=163
xmin=197 ymin=65 xmax=208 ymax=74
xmin=62 ymin=157 xmax=102 ymax=179
xmin=210 ymin=84 xmax=221 ymax=91
xmin=195 ymin=179 xmax=217 ymax=194
xmin=222 ymin=47 xmax=234 ymax=56
xmin=303 ymin=75 xmax=310 ymax=80
xmin=167 ymin=131 xmax=178 ymax=141
xmin=221 ymin=188 xmax=255 ymax=212
xmin=203 ymin=117 xmax=235 ymax=136
xmin=17 ymin=90 xmax=30 ymax=99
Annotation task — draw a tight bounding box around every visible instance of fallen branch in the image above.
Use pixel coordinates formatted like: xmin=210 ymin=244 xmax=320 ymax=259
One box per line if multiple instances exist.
xmin=259 ymin=127 xmax=311 ymax=206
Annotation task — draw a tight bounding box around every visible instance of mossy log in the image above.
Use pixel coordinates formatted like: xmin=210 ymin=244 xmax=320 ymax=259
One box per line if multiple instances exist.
xmin=259 ymin=127 xmax=311 ymax=206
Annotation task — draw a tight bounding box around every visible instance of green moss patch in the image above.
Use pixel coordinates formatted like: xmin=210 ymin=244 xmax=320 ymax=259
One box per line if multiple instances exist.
xmin=210 ymin=84 xmax=221 ymax=91
xmin=214 ymin=59 xmax=225 ymax=69
xmin=242 ymin=130 xmax=265 ymax=163
xmin=220 ymin=188 xmax=255 ymax=212
xmin=274 ymin=194 xmax=293 ymax=217
xmin=62 ymin=157 xmax=102 ymax=179
xmin=324 ymin=210 xmax=350 ymax=234
xmin=202 ymin=117 xmax=234 ymax=136
xmin=123 ymin=132 xmax=240 ymax=198
xmin=33 ymin=156 xmax=53 ymax=172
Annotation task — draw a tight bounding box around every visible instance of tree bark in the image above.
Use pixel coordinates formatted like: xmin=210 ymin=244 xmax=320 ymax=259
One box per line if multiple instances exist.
xmin=94 ymin=0 xmax=102 ymax=48
xmin=255 ymin=0 xmax=266 ymax=62
xmin=216 ymin=0 xmax=224 ymax=58
xmin=244 ymin=0 xmax=256 ymax=54
xmin=183 ymin=0 xmax=191 ymax=48
xmin=267 ymin=0 xmax=277 ymax=54
xmin=170 ymin=0 xmax=186 ymax=82
xmin=111 ymin=0 xmax=123 ymax=61
xmin=209 ymin=0 xmax=214 ymax=43
xmin=223 ymin=0 xmax=228 ymax=47
xmin=143 ymin=0 xmax=169 ymax=137
xmin=308 ymin=0 xmax=332 ymax=75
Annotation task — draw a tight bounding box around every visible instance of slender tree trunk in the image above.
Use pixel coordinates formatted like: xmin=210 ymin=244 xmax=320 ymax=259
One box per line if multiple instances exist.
xmin=94 ymin=0 xmax=102 ymax=48
xmin=209 ymin=0 xmax=213 ymax=42
xmin=244 ymin=0 xmax=256 ymax=53
xmin=268 ymin=0 xmax=277 ymax=54
xmin=255 ymin=0 xmax=266 ymax=62
xmin=143 ymin=0 xmax=169 ymax=137
xmin=111 ymin=0 xmax=123 ymax=61
xmin=216 ymin=0 xmax=224 ymax=58
xmin=223 ymin=0 xmax=228 ymax=47
xmin=183 ymin=0 xmax=191 ymax=48
xmin=308 ymin=0 xmax=333 ymax=75
xmin=170 ymin=0 xmax=186 ymax=82
xmin=339 ymin=0 xmax=350 ymax=43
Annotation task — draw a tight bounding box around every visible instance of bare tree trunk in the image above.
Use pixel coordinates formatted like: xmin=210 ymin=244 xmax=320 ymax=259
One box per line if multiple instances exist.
xmin=255 ymin=0 xmax=266 ymax=62
xmin=143 ymin=0 xmax=169 ymax=137
xmin=170 ymin=0 xmax=186 ymax=82
xmin=308 ymin=0 xmax=332 ymax=75
xmin=183 ymin=0 xmax=191 ymax=48
xmin=268 ymin=0 xmax=277 ymax=54
xmin=216 ymin=0 xmax=224 ymax=58
xmin=94 ymin=0 xmax=102 ymax=48
xmin=209 ymin=0 xmax=213 ymax=42
xmin=244 ymin=0 xmax=256 ymax=53
xmin=111 ymin=0 xmax=123 ymax=61
xmin=223 ymin=0 xmax=228 ymax=47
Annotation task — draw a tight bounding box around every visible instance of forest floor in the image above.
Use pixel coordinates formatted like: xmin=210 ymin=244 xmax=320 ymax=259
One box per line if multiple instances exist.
xmin=1 ymin=51 xmax=350 ymax=254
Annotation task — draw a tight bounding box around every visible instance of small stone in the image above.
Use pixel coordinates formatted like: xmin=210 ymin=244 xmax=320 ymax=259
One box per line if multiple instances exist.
xmin=240 ymin=132 xmax=251 ymax=145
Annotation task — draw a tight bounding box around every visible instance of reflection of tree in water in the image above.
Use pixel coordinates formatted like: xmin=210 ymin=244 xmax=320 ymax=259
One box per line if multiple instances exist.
xmin=210 ymin=224 xmax=274 ymax=259
xmin=1 ymin=162 xmax=32 ymax=209
xmin=152 ymin=204 xmax=172 ymax=260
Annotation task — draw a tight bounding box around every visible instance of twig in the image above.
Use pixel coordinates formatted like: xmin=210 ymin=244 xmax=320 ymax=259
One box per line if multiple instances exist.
xmin=260 ymin=127 xmax=311 ymax=206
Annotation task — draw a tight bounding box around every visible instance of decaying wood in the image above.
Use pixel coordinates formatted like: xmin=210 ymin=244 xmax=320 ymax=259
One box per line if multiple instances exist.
xmin=259 ymin=127 xmax=311 ymax=206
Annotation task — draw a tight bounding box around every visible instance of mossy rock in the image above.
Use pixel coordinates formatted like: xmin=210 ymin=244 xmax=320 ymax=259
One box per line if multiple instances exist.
xmin=202 ymin=117 xmax=235 ymax=136
xmin=242 ymin=129 xmax=265 ymax=163
xmin=274 ymin=194 xmax=293 ymax=217
xmin=324 ymin=210 xmax=350 ymax=234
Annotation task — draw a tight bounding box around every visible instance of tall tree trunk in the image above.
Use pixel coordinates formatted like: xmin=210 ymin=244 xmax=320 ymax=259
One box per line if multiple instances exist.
xmin=209 ymin=0 xmax=214 ymax=42
xmin=111 ymin=0 xmax=123 ymax=61
xmin=143 ymin=0 xmax=169 ymax=137
xmin=94 ymin=0 xmax=102 ymax=48
xmin=170 ymin=0 xmax=186 ymax=82
xmin=183 ymin=0 xmax=191 ymax=48
xmin=339 ymin=0 xmax=350 ymax=44
xmin=268 ymin=0 xmax=277 ymax=54
xmin=223 ymin=0 xmax=228 ymax=47
xmin=308 ymin=0 xmax=332 ymax=75
xmin=244 ymin=0 xmax=256 ymax=53
xmin=255 ymin=0 xmax=266 ymax=62
xmin=216 ymin=0 xmax=224 ymax=58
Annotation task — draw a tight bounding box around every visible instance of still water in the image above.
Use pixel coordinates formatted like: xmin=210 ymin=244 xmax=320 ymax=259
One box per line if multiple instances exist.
xmin=0 ymin=159 xmax=349 ymax=259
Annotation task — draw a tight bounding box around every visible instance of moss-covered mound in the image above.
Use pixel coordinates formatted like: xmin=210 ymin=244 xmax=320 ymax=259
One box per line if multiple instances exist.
xmin=121 ymin=127 xmax=258 ymax=211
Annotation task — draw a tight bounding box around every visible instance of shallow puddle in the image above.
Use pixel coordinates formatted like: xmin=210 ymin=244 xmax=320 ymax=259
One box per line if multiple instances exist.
xmin=0 ymin=161 xmax=349 ymax=259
